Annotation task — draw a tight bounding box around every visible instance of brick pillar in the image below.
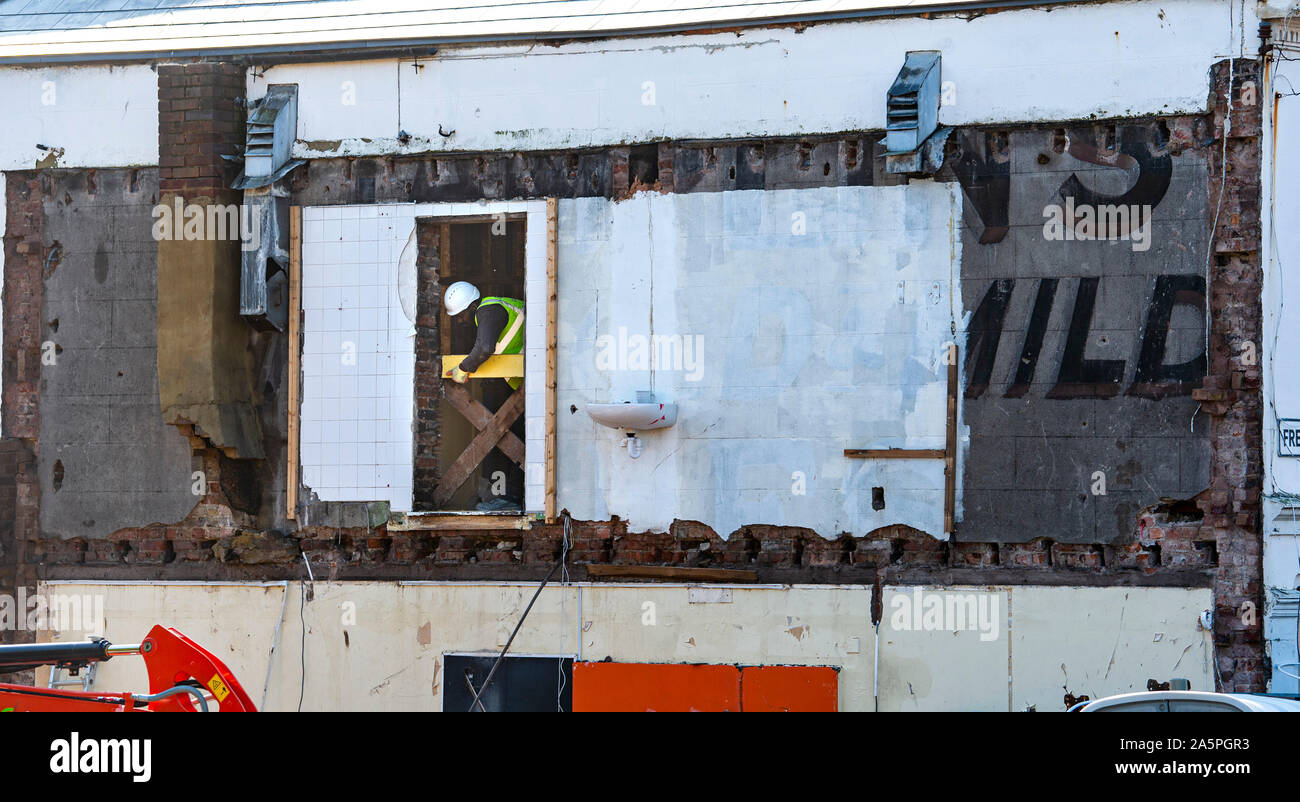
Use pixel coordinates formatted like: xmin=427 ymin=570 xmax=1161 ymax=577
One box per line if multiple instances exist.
xmin=1196 ymin=58 xmax=1266 ymax=692
xmin=0 ymin=171 xmax=45 ymax=648
xmin=155 ymin=62 xmax=265 ymax=458
xmin=413 ymin=219 xmax=442 ymax=509
xmin=158 ymin=63 xmax=245 ymax=198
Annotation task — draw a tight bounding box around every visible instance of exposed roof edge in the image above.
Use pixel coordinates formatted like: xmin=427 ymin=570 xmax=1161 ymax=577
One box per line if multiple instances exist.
xmin=0 ymin=0 xmax=1090 ymax=67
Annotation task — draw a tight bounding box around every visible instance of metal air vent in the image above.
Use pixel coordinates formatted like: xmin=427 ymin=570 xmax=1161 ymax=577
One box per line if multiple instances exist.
xmin=244 ymin=84 xmax=297 ymax=180
xmin=885 ymin=51 xmax=941 ymax=154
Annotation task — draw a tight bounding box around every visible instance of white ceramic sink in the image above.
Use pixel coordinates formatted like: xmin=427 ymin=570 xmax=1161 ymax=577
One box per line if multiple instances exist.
xmin=586 ymin=401 xmax=678 ymax=431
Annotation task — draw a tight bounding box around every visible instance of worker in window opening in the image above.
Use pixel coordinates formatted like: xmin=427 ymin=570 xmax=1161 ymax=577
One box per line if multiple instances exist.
xmin=442 ymin=281 xmax=524 ymax=390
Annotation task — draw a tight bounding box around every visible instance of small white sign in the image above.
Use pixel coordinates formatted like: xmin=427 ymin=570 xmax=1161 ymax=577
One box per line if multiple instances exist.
xmin=1279 ymin=419 xmax=1300 ymax=457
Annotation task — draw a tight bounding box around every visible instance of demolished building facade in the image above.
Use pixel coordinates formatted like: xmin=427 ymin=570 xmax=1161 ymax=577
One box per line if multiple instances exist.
xmin=0 ymin=0 xmax=1294 ymax=710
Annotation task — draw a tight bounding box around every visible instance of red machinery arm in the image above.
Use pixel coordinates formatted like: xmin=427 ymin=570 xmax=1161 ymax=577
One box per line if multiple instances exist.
xmin=0 ymin=625 xmax=256 ymax=712
xmin=139 ymin=625 xmax=256 ymax=712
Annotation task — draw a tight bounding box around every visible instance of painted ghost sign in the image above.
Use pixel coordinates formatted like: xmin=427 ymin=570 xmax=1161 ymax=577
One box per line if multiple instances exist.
xmin=950 ymin=123 xmax=1211 ymax=543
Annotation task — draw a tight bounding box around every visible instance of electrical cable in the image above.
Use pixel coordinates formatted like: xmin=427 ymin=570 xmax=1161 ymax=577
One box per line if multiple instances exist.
xmin=260 ymin=580 xmax=290 ymax=711
xmin=468 ymin=537 xmax=567 ymax=712
xmin=297 ymin=550 xmax=316 ymax=712
xmin=298 ymin=579 xmax=306 ymax=712
xmin=1198 ymin=0 xmax=1248 ymax=694
xmin=1202 ymin=2 xmax=1236 ymax=392
xmin=556 ymin=512 xmax=571 ymax=712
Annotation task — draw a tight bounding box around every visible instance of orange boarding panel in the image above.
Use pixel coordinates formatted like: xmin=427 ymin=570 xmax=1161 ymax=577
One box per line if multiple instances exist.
xmin=573 ymin=662 xmax=740 ymax=712
xmin=740 ymin=665 xmax=839 ymax=712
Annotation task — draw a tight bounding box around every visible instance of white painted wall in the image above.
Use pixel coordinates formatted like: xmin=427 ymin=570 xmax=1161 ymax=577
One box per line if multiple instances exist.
xmin=0 ymin=172 xmax=5 ymax=438
xmin=0 ymin=65 xmax=157 ymax=170
xmin=556 ymin=184 xmax=965 ymax=538
xmin=248 ymin=0 xmax=1241 ymax=158
xmin=36 ymin=580 xmax=1214 ymax=712
xmin=299 ymin=200 xmax=549 ymax=512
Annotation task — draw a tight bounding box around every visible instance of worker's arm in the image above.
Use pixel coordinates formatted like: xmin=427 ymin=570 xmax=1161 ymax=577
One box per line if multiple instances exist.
xmin=458 ymin=304 xmax=508 ymax=373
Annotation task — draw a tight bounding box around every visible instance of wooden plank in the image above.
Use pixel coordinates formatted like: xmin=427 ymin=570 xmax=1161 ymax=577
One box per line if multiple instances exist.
xmin=545 ymin=197 xmax=558 ymax=524
xmin=421 ymin=213 xmax=527 ymax=225
xmin=441 ymin=354 xmax=523 ymax=379
xmin=584 ymin=564 xmax=759 ymax=583
xmin=434 ymin=388 xmax=526 ymax=507
xmin=287 ymin=205 xmax=302 ymax=520
xmin=388 ymin=512 xmax=531 ymax=531
xmin=844 ymin=448 xmax=945 ymax=459
xmin=442 ymin=382 xmax=525 ymax=466
xmin=944 ymin=343 xmax=958 ymax=535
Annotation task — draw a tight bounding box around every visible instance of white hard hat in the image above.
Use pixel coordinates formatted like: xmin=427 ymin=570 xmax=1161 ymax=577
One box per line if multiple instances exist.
xmin=443 ymin=281 xmax=480 ymax=316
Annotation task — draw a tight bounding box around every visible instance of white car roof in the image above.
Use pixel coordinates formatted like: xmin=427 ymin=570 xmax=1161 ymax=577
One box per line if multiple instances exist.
xmin=1079 ymin=690 xmax=1300 ymax=712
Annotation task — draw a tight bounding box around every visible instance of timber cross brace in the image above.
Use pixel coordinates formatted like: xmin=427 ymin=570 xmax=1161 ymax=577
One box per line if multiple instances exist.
xmin=436 ymin=382 xmax=526 ymax=508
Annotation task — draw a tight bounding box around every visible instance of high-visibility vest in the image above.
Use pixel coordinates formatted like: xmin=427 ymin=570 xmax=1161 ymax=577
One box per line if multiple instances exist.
xmin=476 ymin=296 xmax=524 ymax=354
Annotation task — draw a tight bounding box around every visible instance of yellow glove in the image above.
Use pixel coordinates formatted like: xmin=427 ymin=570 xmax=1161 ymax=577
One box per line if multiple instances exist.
xmin=446 ymin=366 xmax=469 ymax=384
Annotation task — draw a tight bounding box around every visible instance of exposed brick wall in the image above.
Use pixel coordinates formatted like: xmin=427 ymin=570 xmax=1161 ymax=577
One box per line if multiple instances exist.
xmin=28 ymin=446 xmax=259 ymax=569
xmin=19 ymin=116 xmax=1236 ymax=589
xmin=27 ymin=511 xmax=1215 ymax=590
xmin=1192 ymin=58 xmax=1266 ymax=692
xmin=412 ymin=219 xmax=442 ymax=509
xmin=2 ymin=173 xmax=44 ymax=443
xmin=0 ymin=172 xmax=44 ymax=648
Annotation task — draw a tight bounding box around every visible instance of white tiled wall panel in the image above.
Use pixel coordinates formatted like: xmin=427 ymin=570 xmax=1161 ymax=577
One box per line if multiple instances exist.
xmin=300 ymin=204 xmax=417 ymax=510
xmin=299 ymin=201 xmax=548 ymax=514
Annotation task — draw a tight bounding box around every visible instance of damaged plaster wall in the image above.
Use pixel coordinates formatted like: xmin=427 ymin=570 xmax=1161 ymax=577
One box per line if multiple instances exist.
xmin=39 ymin=580 xmax=1213 ymax=712
xmin=1 ymin=64 xmax=157 ymax=170
xmin=249 ymin=0 xmax=1236 ymax=159
xmin=955 ymin=123 xmax=1213 ymax=544
xmin=556 ymin=184 xmax=964 ymax=538
xmin=36 ymin=168 xmax=196 ymax=539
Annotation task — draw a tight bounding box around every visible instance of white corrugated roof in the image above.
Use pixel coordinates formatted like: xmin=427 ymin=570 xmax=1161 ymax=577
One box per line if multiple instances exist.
xmin=0 ymin=0 xmax=1090 ymax=62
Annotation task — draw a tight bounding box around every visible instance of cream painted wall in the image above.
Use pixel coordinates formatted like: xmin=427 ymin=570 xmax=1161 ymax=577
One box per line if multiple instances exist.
xmin=37 ymin=580 xmax=1212 ymax=712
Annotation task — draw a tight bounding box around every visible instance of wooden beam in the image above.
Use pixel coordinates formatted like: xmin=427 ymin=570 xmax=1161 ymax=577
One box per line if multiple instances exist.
xmin=441 ymin=354 xmax=523 ymax=379
xmin=287 ymin=206 xmax=302 ymax=520
xmin=545 ymin=197 xmax=558 ymax=524
xmin=388 ymin=512 xmax=532 ymax=531
xmin=585 ymin=564 xmax=759 ymax=583
xmin=434 ymin=388 xmax=526 ymax=507
xmin=442 ymin=382 xmax=525 ymax=467
xmin=944 ymin=344 xmax=958 ymax=535
xmin=422 ymin=213 xmax=527 ymax=225
xmin=844 ymin=448 xmax=945 ymax=459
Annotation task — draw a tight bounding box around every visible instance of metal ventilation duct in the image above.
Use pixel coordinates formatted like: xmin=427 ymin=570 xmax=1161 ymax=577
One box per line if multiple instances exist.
xmin=237 ymin=85 xmax=298 ymax=331
xmin=885 ymin=51 xmax=940 ymax=154
xmin=245 ymin=84 xmax=297 ymax=180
